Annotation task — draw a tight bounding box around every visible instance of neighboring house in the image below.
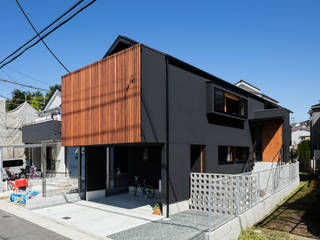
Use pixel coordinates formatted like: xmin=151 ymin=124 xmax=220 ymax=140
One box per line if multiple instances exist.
xmin=235 ymin=80 xmax=279 ymax=104
xmin=291 ymin=125 xmax=310 ymax=148
xmin=309 ymin=102 xmax=320 ymax=170
xmin=0 ymin=99 xmax=38 ymax=159
xmin=61 ymin=36 xmax=291 ymax=215
xmin=22 ymin=87 xmax=67 ymax=177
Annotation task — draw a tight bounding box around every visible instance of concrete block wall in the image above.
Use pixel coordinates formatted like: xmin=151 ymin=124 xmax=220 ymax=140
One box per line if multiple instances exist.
xmin=205 ymin=179 xmax=300 ymax=240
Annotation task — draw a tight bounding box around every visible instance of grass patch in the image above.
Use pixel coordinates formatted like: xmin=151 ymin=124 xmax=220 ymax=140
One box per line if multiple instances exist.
xmin=239 ymin=172 xmax=320 ymax=239
xmin=239 ymin=228 xmax=309 ymax=240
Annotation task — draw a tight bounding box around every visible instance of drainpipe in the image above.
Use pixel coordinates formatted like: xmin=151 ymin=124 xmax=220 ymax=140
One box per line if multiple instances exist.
xmin=165 ymin=56 xmax=170 ymax=218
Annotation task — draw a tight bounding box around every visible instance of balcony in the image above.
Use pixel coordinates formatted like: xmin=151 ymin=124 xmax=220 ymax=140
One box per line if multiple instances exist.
xmin=22 ymin=119 xmax=61 ymax=143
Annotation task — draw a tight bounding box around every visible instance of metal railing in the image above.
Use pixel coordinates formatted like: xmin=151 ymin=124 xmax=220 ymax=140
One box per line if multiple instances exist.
xmin=190 ymin=162 xmax=299 ymax=232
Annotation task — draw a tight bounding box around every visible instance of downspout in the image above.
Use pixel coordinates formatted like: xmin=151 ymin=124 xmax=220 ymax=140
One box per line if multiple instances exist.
xmin=165 ymin=56 xmax=170 ymax=218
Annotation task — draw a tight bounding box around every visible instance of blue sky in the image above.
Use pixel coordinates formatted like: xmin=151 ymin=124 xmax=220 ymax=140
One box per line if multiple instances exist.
xmin=0 ymin=0 xmax=319 ymax=122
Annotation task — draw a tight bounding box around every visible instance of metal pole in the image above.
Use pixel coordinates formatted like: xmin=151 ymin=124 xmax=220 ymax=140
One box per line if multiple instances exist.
xmin=0 ymin=147 xmax=3 ymax=190
xmin=41 ymin=143 xmax=47 ymax=197
xmin=208 ymin=177 xmax=212 ymax=232
xmin=165 ymin=56 xmax=170 ymax=218
xmin=106 ymin=147 xmax=109 ymax=195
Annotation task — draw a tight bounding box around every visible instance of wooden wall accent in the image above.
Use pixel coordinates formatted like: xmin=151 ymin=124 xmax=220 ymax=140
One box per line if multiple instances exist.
xmin=262 ymin=120 xmax=283 ymax=162
xmin=61 ymin=45 xmax=141 ymax=146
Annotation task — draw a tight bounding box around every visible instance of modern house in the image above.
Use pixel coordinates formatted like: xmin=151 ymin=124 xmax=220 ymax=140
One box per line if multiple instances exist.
xmin=291 ymin=125 xmax=310 ymax=148
xmin=22 ymin=87 xmax=67 ymax=177
xmin=61 ymin=36 xmax=291 ymax=215
xmin=309 ymin=102 xmax=320 ymax=170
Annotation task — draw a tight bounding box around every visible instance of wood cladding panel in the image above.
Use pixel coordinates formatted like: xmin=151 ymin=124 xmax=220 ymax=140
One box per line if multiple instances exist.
xmin=62 ymin=45 xmax=141 ymax=146
xmin=262 ymin=120 xmax=283 ymax=162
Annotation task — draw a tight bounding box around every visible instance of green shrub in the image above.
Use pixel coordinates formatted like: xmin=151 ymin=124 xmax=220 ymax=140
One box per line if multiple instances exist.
xmin=297 ymin=140 xmax=311 ymax=162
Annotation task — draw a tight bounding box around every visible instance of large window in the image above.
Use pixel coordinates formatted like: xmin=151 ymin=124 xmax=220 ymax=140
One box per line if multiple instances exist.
xmin=218 ymin=146 xmax=249 ymax=164
xmin=214 ymin=88 xmax=247 ymax=118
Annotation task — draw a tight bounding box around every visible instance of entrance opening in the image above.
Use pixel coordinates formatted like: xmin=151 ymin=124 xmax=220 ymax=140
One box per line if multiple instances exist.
xmin=251 ymin=120 xmax=283 ymax=162
xmin=86 ymin=146 xmax=106 ymax=191
xmin=110 ymin=146 xmax=162 ymax=195
xmin=83 ymin=144 xmax=162 ymax=206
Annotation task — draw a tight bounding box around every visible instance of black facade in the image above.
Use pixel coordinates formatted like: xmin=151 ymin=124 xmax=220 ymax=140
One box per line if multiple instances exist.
xmin=66 ymin=36 xmax=291 ymax=213
xmin=137 ymin=44 xmax=291 ymax=204
xmin=310 ymin=104 xmax=320 ymax=158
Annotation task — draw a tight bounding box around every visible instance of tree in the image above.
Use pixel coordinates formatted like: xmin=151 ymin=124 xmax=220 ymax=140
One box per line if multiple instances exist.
xmin=31 ymin=96 xmax=39 ymax=111
xmin=45 ymin=84 xmax=61 ymax=100
xmin=5 ymin=84 xmax=59 ymax=112
xmin=297 ymin=140 xmax=311 ymax=163
xmin=6 ymin=89 xmax=27 ymax=111
xmin=5 ymin=89 xmax=45 ymax=111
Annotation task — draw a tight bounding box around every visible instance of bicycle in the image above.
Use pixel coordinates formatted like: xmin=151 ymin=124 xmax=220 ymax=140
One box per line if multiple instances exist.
xmin=133 ymin=176 xmax=154 ymax=199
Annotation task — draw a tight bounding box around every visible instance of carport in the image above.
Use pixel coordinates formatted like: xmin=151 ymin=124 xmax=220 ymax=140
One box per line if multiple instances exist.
xmin=82 ymin=144 xmax=162 ymax=201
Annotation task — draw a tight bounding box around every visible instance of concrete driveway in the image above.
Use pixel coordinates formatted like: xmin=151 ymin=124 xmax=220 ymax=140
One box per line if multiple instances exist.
xmin=33 ymin=193 xmax=164 ymax=237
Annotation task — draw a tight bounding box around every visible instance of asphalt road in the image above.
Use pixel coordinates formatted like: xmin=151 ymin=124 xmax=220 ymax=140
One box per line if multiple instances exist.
xmin=0 ymin=209 xmax=70 ymax=240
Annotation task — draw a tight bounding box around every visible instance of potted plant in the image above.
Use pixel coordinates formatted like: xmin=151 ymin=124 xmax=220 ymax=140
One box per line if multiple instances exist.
xmin=153 ymin=202 xmax=162 ymax=215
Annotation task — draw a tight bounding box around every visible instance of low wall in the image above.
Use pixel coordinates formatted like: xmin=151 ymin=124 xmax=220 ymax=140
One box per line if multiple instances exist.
xmin=86 ymin=190 xmax=105 ymax=201
xmin=163 ymin=200 xmax=190 ymax=216
xmin=26 ymin=193 xmax=80 ymax=210
xmin=205 ymin=178 xmax=300 ymax=240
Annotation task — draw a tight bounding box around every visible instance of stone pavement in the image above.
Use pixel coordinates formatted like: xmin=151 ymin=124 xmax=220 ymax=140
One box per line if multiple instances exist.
xmin=109 ymin=210 xmax=231 ymax=240
xmin=0 ymin=209 xmax=70 ymax=240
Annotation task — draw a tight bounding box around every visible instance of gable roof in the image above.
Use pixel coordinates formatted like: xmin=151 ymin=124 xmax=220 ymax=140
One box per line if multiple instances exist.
xmin=101 ymin=35 xmax=289 ymax=111
xmin=103 ymin=35 xmax=138 ymax=58
xmin=42 ymin=86 xmax=61 ymax=111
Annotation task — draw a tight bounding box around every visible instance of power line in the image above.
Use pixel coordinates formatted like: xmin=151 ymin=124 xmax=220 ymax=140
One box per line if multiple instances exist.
xmin=1 ymin=69 xmax=38 ymax=94
xmin=4 ymin=66 xmax=49 ymax=87
xmin=0 ymin=94 xmax=44 ymax=107
xmin=15 ymin=0 xmax=70 ymax=73
xmin=0 ymin=0 xmax=96 ymax=70
xmin=0 ymin=78 xmax=49 ymax=92
xmin=0 ymin=0 xmax=84 ymax=66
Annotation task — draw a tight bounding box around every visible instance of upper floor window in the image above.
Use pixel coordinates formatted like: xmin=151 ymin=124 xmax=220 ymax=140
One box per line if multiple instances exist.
xmin=214 ymin=88 xmax=247 ymax=118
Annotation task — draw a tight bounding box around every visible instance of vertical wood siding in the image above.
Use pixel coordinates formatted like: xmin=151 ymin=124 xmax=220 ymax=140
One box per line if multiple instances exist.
xmin=62 ymin=45 xmax=141 ymax=146
xmin=262 ymin=120 xmax=283 ymax=162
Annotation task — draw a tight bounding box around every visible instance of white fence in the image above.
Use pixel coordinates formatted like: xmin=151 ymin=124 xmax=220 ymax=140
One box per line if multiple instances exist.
xmin=190 ymin=162 xmax=299 ymax=219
